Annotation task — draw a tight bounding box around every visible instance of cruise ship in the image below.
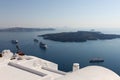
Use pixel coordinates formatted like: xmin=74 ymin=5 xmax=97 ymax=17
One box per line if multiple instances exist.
xmin=0 ymin=50 xmax=119 ymax=80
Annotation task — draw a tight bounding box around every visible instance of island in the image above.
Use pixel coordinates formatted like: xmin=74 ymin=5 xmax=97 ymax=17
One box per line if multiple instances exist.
xmin=39 ymin=31 xmax=120 ymax=42
xmin=0 ymin=27 xmax=55 ymax=32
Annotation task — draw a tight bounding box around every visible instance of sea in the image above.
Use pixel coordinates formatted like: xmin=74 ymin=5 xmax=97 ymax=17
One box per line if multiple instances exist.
xmin=0 ymin=27 xmax=120 ymax=75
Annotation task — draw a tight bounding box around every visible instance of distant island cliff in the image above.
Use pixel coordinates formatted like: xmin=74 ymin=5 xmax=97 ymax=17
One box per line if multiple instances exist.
xmin=0 ymin=27 xmax=55 ymax=32
xmin=39 ymin=31 xmax=120 ymax=42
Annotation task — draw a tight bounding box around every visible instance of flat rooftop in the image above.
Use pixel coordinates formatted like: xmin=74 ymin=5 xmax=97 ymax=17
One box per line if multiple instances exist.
xmin=0 ymin=55 xmax=65 ymax=80
xmin=0 ymin=65 xmax=43 ymax=80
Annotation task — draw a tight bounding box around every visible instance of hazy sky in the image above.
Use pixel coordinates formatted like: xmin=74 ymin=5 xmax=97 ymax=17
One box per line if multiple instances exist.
xmin=0 ymin=0 xmax=120 ymax=28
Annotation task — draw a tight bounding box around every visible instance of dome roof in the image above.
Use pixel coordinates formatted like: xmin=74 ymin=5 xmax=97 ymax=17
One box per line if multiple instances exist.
xmin=55 ymin=66 xmax=120 ymax=80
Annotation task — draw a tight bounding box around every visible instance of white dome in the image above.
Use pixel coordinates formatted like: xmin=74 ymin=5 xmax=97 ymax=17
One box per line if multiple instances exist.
xmin=55 ymin=66 xmax=120 ymax=80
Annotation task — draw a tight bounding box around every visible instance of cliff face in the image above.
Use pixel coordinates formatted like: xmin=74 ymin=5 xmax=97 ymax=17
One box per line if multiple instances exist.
xmin=40 ymin=31 xmax=120 ymax=42
xmin=0 ymin=27 xmax=55 ymax=32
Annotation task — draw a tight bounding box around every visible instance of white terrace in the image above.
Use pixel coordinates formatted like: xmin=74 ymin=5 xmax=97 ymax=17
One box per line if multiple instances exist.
xmin=0 ymin=50 xmax=119 ymax=80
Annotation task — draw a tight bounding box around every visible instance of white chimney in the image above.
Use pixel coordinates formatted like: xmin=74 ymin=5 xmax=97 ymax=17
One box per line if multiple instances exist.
xmin=73 ymin=63 xmax=80 ymax=72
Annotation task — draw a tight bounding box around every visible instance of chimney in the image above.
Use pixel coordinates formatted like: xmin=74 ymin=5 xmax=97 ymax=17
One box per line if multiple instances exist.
xmin=73 ymin=63 xmax=80 ymax=72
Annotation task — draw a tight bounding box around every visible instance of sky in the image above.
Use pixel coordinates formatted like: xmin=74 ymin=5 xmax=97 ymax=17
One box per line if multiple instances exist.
xmin=0 ymin=0 xmax=120 ymax=29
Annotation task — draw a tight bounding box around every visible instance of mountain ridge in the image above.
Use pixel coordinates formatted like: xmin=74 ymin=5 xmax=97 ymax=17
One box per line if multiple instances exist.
xmin=0 ymin=27 xmax=55 ymax=32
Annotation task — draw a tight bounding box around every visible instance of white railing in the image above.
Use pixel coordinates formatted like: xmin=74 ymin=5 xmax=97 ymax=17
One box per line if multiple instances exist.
xmin=8 ymin=62 xmax=47 ymax=77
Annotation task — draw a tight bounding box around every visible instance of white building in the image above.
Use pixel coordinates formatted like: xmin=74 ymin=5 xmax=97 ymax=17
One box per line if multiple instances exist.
xmin=0 ymin=50 xmax=119 ymax=80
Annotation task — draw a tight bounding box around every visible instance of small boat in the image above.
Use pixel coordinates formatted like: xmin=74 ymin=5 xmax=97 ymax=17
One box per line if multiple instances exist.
xmin=89 ymin=58 xmax=104 ymax=63
xmin=39 ymin=42 xmax=47 ymax=49
xmin=34 ymin=39 xmax=39 ymax=42
xmin=11 ymin=40 xmax=18 ymax=44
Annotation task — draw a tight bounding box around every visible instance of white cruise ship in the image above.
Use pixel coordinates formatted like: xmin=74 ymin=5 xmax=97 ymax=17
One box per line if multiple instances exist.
xmin=0 ymin=50 xmax=119 ymax=80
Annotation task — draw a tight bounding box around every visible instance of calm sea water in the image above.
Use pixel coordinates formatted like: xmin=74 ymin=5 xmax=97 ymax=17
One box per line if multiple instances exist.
xmin=0 ymin=28 xmax=120 ymax=75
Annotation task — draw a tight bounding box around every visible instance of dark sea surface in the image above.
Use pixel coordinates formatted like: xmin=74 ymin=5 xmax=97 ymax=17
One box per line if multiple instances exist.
xmin=0 ymin=28 xmax=120 ymax=75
